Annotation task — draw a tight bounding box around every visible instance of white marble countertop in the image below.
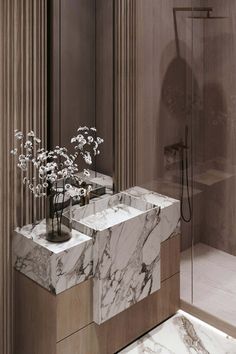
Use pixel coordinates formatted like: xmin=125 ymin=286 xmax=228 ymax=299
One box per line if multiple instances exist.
xmin=15 ymin=219 xmax=92 ymax=254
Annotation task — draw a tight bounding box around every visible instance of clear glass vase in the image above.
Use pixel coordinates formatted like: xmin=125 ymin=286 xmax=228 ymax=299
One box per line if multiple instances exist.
xmin=46 ymin=185 xmax=72 ymax=243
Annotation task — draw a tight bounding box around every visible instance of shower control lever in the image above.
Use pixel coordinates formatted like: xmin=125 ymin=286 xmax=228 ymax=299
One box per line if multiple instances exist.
xmin=165 ymin=142 xmax=188 ymax=152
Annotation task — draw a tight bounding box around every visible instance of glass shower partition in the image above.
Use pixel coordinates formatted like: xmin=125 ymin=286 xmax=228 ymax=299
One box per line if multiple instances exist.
xmin=181 ymin=0 xmax=236 ymax=336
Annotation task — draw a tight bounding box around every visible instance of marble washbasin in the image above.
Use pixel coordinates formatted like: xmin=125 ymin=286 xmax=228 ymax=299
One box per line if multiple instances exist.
xmin=69 ymin=192 xmax=161 ymax=324
xmin=70 ymin=192 xmax=156 ymax=236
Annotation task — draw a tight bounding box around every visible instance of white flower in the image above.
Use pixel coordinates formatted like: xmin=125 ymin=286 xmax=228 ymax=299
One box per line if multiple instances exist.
xmin=36 ymin=184 xmax=42 ymax=192
xmin=79 ymin=188 xmax=86 ymax=196
xmin=87 ymin=136 xmax=94 ymax=143
xmin=82 ymin=151 xmax=92 ymax=165
xmin=97 ymin=137 xmax=104 ymax=144
xmin=23 ymin=177 xmax=28 ymax=184
xmin=47 ymin=173 xmax=57 ymax=183
xmin=83 ymin=169 xmax=90 ymax=177
xmin=15 ymin=131 xmax=24 ymax=140
xmin=34 ymin=161 xmax=40 ymax=168
xmin=77 ymin=126 xmax=89 ymax=131
xmin=87 ymin=185 xmax=92 ymax=193
xmin=34 ymin=137 xmax=41 ymax=144
xmin=10 ymin=148 xmax=17 ymax=155
xmin=27 ymin=131 xmax=35 ymax=137
xmin=64 ymin=159 xmax=73 ymax=167
xmin=24 ymin=140 xmax=33 ymax=149
xmin=37 ymin=148 xmax=45 ymax=153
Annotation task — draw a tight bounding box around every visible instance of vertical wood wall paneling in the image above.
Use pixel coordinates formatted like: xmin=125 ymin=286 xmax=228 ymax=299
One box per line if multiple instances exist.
xmin=114 ymin=0 xmax=137 ymax=191
xmin=0 ymin=1 xmax=47 ymax=353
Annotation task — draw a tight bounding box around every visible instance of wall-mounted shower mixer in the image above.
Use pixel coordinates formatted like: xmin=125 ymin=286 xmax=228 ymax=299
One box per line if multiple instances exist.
xmin=164 ymin=129 xmax=192 ymax=222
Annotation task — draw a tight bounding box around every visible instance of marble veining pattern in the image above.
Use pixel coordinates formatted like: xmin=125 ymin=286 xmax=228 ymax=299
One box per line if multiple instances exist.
xmin=93 ymin=207 xmax=161 ymax=323
xmin=125 ymin=186 xmax=180 ymax=242
xmin=119 ymin=311 xmax=236 ymax=354
xmin=68 ymin=192 xmax=162 ymax=324
xmin=13 ymin=219 xmax=93 ymax=294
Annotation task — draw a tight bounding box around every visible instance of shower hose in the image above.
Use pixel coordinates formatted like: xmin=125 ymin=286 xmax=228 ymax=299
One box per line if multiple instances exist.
xmin=180 ymin=127 xmax=192 ymax=223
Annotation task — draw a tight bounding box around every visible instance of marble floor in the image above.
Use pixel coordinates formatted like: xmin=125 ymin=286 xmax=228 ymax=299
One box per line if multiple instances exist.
xmin=181 ymin=243 xmax=236 ymax=328
xmin=118 ymin=310 xmax=236 ymax=353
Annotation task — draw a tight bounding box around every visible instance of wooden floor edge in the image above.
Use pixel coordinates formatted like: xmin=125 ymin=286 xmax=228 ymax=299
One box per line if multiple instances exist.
xmin=180 ymin=300 xmax=236 ymax=339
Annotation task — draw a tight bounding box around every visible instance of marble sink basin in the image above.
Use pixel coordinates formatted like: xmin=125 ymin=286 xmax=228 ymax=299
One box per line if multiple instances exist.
xmin=71 ymin=192 xmax=156 ymax=237
xmin=69 ymin=192 xmax=161 ymax=324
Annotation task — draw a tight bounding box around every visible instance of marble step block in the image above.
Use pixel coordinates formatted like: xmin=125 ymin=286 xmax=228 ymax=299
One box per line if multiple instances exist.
xmin=70 ymin=192 xmax=161 ymax=324
xmin=13 ymin=220 xmax=93 ymax=294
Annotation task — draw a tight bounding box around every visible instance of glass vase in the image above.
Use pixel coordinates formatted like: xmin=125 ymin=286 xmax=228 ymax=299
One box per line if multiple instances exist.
xmin=46 ymin=185 xmax=72 ymax=243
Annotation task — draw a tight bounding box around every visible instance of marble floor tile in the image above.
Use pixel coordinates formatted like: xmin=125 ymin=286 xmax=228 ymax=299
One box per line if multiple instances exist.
xmin=118 ymin=311 xmax=236 ymax=353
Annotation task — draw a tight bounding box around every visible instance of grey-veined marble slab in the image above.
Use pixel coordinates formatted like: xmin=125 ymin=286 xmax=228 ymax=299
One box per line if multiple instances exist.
xmin=69 ymin=192 xmax=161 ymax=324
xmin=13 ymin=220 xmax=93 ymax=294
xmin=125 ymin=186 xmax=180 ymax=242
xmin=119 ymin=310 xmax=236 ymax=354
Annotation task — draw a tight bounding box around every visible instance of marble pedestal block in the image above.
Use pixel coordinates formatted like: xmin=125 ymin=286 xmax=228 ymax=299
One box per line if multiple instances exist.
xmin=70 ymin=192 xmax=163 ymax=324
xmin=125 ymin=186 xmax=180 ymax=243
xmin=13 ymin=220 xmax=93 ymax=294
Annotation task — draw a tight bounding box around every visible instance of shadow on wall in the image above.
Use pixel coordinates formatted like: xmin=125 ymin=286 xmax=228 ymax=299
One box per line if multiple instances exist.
xmin=203 ymin=82 xmax=228 ymax=162
xmin=157 ymin=40 xmax=201 ymax=180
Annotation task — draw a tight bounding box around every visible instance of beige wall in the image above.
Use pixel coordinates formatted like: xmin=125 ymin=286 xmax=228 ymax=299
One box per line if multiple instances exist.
xmin=135 ymin=0 xmax=201 ymax=186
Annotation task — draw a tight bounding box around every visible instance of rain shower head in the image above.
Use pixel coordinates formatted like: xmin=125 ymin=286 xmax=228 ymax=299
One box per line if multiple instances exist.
xmin=173 ymin=7 xmax=229 ymax=57
xmin=173 ymin=7 xmax=228 ymax=20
